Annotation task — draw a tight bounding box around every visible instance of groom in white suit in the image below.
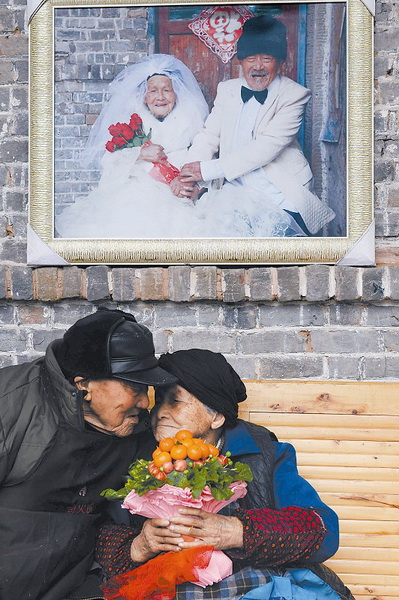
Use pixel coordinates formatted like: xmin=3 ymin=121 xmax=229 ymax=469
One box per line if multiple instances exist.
xmin=179 ymin=15 xmax=335 ymax=235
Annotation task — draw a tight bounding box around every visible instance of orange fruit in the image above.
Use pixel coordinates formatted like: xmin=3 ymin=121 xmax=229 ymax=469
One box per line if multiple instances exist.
xmin=170 ymin=444 xmax=188 ymax=460
xmin=175 ymin=430 xmax=193 ymax=442
xmin=152 ymin=447 xmax=162 ymax=460
xmin=207 ymin=444 xmax=219 ymax=457
xmin=159 ymin=437 xmax=176 ymax=452
xmin=187 ymin=445 xmax=203 ymax=461
xmin=190 ymin=438 xmax=203 ymax=445
xmin=197 ymin=441 xmax=210 ymax=460
xmin=154 ymin=451 xmax=172 ymax=467
xmin=181 ymin=438 xmax=195 ymax=448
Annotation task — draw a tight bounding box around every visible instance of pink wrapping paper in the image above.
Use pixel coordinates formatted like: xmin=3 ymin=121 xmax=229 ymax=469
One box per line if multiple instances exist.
xmin=122 ymin=481 xmax=247 ymax=518
xmin=121 ymin=481 xmax=248 ymax=587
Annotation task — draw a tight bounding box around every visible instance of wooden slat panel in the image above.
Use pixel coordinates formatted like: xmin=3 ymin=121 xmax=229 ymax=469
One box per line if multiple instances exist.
xmin=243 ymin=380 xmax=399 ymax=415
xmin=292 ymin=439 xmax=399 ymax=455
xmin=334 ymin=546 xmax=399 ymax=561
xmin=297 ymin=452 xmax=398 ymax=468
xmin=304 ymin=479 xmax=398 ymax=495
xmin=340 ymin=533 xmax=399 ymax=548
xmin=299 ymin=465 xmax=399 ymax=482
xmin=319 ymin=492 xmax=399 ymax=508
xmin=356 ymin=592 xmax=398 ymax=600
xmin=326 ymin=560 xmax=398 ymax=575
xmin=257 ymin=424 xmax=399 ymax=441
xmin=339 ymin=520 xmax=399 ymax=534
xmin=251 ymin=412 xmax=399 ymax=429
xmin=342 ymin=575 xmax=399 ymax=586
xmin=350 ymin=586 xmax=399 ymax=597
xmin=333 ymin=506 xmax=399 ymax=522
xmin=356 ymin=593 xmax=399 ymax=600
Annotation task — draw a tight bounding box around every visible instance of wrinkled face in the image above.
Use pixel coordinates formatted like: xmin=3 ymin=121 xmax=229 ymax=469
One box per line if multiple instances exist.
xmin=75 ymin=377 xmax=149 ymax=437
xmin=151 ymin=384 xmax=223 ymax=444
xmin=241 ymin=54 xmax=281 ymax=91
xmin=144 ymin=75 xmax=177 ymax=119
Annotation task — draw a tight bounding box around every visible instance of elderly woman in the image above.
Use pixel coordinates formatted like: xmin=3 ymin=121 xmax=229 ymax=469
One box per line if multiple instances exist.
xmin=96 ymin=349 xmax=353 ymax=600
xmin=56 ymin=54 xmax=209 ymax=239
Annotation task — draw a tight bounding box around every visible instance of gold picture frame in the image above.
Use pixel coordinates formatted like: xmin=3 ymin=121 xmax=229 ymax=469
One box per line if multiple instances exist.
xmin=28 ymin=0 xmax=373 ymax=265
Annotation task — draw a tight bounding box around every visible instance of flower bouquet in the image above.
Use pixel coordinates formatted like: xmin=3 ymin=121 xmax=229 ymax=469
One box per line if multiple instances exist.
xmin=105 ymin=113 xmax=180 ymax=185
xmin=101 ymin=430 xmax=252 ymax=600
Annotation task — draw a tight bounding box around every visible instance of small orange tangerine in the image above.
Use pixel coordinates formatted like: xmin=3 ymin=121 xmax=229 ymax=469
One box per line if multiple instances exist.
xmin=152 ymin=447 xmax=162 ymax=460
xmin=197 ymin=441 xmax=210 ymax=460
xmin=187 ymin=445 xmax=203 ymax=461
xmin=181 ymin=438 xmax=195 ymax=448
xmin=170 ymin=445 xmax=188 ymax=460
xmin=159 ymin=437 xmax=176 ymax=452
xmin=207 ymin=444 xmax=219 ymax=457
xmin=154 ymin=451 xmax=172 ymax=467
xmin=189 ymin=438 xmax=202 ymax=446
xmin=175 ymin=430 xmax=193 ymax=442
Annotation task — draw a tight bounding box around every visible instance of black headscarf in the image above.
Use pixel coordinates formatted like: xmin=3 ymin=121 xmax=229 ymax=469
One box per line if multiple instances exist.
xmin=158 ymin=349 xmax=247 ymax=426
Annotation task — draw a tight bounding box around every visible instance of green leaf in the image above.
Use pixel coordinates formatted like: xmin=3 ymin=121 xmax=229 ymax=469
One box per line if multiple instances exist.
xmin=101 ymin=488 xmax=127 ymax=500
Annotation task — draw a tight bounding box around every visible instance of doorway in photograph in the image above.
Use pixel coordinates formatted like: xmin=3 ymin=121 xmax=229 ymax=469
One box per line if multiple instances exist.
xmin=156 ymin=4 xmax=302 ymax=106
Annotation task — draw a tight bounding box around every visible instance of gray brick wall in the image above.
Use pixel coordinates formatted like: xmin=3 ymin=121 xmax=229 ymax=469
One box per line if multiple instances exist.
xmin=3 ymin=294 xmax=399 ymax=380
xmin=1 ymin=1 xmax=399 ymax=381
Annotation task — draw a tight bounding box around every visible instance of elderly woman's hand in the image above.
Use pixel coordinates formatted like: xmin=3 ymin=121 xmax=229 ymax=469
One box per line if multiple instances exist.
xmin=138 ymin=143 xmax=167 ymax=163
xmin=130 ymin=518 xmax=184 ymax=563
xmin=168 ymin=508 xmax=243 ymax=551
xmin=170 ymin=176 xmax=198 ymax=200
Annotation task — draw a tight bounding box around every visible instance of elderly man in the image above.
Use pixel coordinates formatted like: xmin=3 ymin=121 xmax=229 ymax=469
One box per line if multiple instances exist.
xmin=180 ymin=15 xmax=335 ymax=236
xmin=0 ymin=307 xmax=176 ymax=600
xmin=97 ymin=349 xmax=353 ymax=600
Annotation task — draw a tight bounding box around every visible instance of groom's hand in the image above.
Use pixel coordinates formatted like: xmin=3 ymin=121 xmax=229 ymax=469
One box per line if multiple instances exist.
xmin=180 ymin=161 xmax=202 ymax=182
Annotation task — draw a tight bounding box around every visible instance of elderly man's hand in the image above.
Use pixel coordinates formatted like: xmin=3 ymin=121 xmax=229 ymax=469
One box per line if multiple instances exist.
xmin=168 ymin=507 xmax=244 ymax=550
xmin=130 ymin=518 xmax=183 ymax=563
xmin=179 ymin=161 xmax=203 ymax=183
xmin=138 ymin=143 xmax=167 ymax=163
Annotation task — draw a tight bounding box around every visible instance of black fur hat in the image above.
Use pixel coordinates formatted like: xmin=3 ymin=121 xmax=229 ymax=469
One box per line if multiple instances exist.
xmin=58 ymin=307 xmax=177 ymax=386
xmin=237 ymin=15 xmax=287 ymax=61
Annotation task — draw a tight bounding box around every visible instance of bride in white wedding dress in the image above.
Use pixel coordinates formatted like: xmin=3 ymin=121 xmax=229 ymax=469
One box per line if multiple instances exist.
xmin=56 ymin=54 xmax=209 ymax=239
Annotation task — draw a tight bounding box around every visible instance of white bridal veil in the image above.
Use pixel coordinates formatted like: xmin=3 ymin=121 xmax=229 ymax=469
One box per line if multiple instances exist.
xmin=83 ymin=54 xmax=209 ymax=168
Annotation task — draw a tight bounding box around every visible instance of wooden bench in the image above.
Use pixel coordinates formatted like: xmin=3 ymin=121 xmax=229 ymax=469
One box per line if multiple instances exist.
xmin=239 ymin=381 xmax=399 ymax=600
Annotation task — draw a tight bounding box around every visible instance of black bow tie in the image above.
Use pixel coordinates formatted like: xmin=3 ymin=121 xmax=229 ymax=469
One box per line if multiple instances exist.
xmin=241 ymin=86 xmax=268 ymax=105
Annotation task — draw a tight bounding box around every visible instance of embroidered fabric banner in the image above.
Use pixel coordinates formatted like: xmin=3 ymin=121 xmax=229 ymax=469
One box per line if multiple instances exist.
xmin=189 ymin=6 xmax=254 ymax=64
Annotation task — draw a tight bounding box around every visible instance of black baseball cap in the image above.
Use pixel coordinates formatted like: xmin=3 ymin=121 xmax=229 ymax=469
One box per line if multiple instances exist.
xmin=58 ymin=307 xmax=177 ymax=387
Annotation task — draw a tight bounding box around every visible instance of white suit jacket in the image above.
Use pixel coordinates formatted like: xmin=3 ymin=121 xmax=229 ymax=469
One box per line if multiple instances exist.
xmin=188 ymin=76 xmax=335 ymax=234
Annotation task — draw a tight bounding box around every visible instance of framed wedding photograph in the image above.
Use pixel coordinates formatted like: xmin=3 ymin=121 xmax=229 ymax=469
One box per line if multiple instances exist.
xmin=28 ymin=0 xmax=373 ymax=265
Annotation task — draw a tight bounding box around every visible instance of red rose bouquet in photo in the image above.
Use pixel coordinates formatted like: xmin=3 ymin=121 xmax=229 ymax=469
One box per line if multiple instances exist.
xmin=105 ymin=113 xmax=180 ymax=185
xmin=101 ymin=430 xmax=252 ymax=600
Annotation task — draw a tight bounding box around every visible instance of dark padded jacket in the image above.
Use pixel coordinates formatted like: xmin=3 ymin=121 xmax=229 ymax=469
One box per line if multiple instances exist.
xmin=0 ymin=339 xmax=149 ymax=600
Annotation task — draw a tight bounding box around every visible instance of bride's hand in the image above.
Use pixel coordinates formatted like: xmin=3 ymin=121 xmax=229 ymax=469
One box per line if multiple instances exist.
xmin=170 ymin=176 xmax=196 ymax=200
xmin=139 ymin=143 xmax=167 ymax=163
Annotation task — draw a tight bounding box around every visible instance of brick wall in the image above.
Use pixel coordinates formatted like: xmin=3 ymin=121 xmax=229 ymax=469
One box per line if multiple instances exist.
xmin=1 ymin=0 xmax=399 ymax=380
